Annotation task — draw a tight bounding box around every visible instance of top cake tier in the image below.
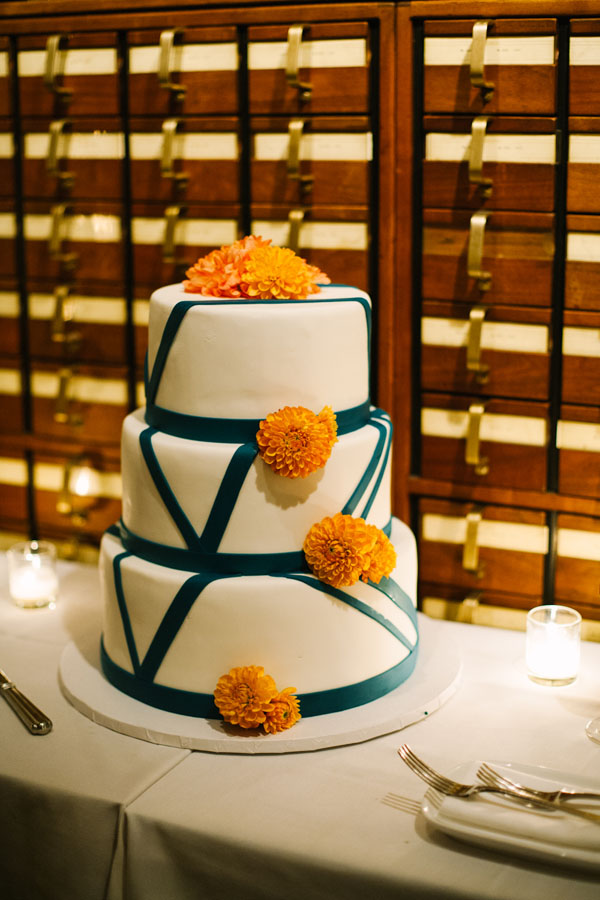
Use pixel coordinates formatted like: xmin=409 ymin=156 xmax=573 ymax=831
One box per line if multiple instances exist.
xmin=146 ymin=284 xmax=372 ymax=421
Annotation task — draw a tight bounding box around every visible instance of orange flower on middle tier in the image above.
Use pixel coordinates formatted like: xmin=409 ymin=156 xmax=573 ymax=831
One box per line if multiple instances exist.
xmin=256 ymin=405 xmax=338 ymax=478
xmin=303 ymin=512 xmax=379 ymax=588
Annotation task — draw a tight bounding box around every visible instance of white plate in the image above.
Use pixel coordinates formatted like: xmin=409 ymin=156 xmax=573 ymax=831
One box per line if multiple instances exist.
xmin=421 ymin=760 xmax=600 ymax=871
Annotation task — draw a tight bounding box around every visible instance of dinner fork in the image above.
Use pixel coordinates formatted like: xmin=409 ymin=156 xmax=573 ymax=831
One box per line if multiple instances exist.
xmin=477 ymin=762 xmax=600 ymax=806
xmin=397 ymin=745 xmax=600 ymax=824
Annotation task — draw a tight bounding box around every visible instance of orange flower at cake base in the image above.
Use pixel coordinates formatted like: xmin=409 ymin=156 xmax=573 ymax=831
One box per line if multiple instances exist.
xmin=213 ymin=664 xmax=278 ymax=729
xmin=256 ymin=405 xmax=338 ymax=478
xmin=240 ymin=245 xmax=329 ymax=300
xmin=303 ymin=512 xmax=396 ymax=588
xmin=263 ymin=687 xmax=302 ymax=734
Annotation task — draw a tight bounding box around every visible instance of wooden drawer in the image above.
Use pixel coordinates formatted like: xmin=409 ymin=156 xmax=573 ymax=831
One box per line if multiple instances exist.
xmin=0 ymin=447 xmax=28 ymax=527
xmin=420 ymin=582 xmax=541 ymax=619
xmin=128 ymin=27 xmax=238 ymax=116
xmin=0 ymin=288 xmax=21 ymax=358
xmin=23 ymin=201 xmax=125 ymax=286
xmin=0 ymin=206 xmax=17 ymax=278
xmin=133 ymin=295 xmax=149 ymax=369
xmin=0 ymin=361 xmax=24 ymax=434
xmin=565 ymin=214 xmax=600 ymax=310
xmin=131 ymin=204 xmax=239 ymax=293
xmin=418 ymin=498 xmax=548 ymax=598
xmin=568 ymin=119 xmax=600 ymax=213
xmin=422 ymin=116 xmax=556 ymax=212
xmin=251 ymin=207 xmax=369 ymax=292
xmin=248 ymin=22 xmax=370 ymax=115
xmin=421 ymin=301 xmax=551 ymax=400
xmin=420 ymin=393 xmax=549 ymax=490
xmin=130 ymin=117 xmax=240 ymax=204
xmin=555 ymin=514 xmax=600 ymax=619
xmin=17 ymin=33 xmax=120 ymax=118
xmin=570 ymin=21 xmax=600 ymax=116
xmin=27 ymin=285 xmax=130 ymax=366
xmin=0 ymin=118 xmax=15 ymax=200
xmin=32 ymin=448 xmax=121 ymax=541
xmin=423 ymin=19 xmax=557 ymax=115
xmin=0 ymin=39 xmax=10 ymax=118
xmin=251 ymin=116 xmax=372 ymax=206
xmin=422 ymin=209 xmax=554 ymax=306
xmin=21 ymin=118 xmax=124 ymax=201
xmin=562 ymin=310 xmax=600 ymax=405
xmin=557 ymin=404 xmax=600 ymax=499
xmin=29 ymin=363 xmax=131 ymax=445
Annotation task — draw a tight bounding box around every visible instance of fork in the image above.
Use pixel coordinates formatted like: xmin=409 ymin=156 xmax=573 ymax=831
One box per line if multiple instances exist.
xmin=478 ymin=763 xmax=600 ymax=807
xmin=397 ymin=745 xmax=600 ymax=824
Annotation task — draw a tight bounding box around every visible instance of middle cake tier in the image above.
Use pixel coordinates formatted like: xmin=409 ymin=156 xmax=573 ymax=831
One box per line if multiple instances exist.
xmin=121 ymin=406 xmax=393 ymax=556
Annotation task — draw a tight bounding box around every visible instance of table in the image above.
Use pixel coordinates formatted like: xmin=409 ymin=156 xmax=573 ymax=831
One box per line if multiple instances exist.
xmin=1 ymin=555 xmax=599 ymax=900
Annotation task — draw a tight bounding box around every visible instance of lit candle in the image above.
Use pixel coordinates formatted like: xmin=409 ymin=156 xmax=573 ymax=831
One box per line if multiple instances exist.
xmin=526 ymin=605 xmax=581 ymax=686
xmin=7 ymin=541 xmax=59 ymax=609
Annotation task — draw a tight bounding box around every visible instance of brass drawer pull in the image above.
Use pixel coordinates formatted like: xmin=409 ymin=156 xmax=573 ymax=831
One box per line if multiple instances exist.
xmin=51 ymin=284 xmax=81 ymax=351
xmin=53 ymin=367 xmax=82 ymax=426
xmin=469 ymin=116 xmax=492 ymax=197
xmin=286 ymin=25 xmax=312 ymax=102
xmin=287 ymin=208 xmax=305 ymax=253
xmin=287 ymin=120 xmax=313 ymax=193
xmin=47 ymin=119 xmax=74 ymax=188
xmin=43 ymin=34 xmax=72 ymax=103
xmin=462 ymin=509 xmax=485 ymax=577
xmin=56 ymin=455 xmax=90 ymax=525
xmin=467 ymin=210 xmax=492 ymax=291
xmin=161 ymin=119 xmax=188 ymax=188
xmin=459 ymin=592 xmax=481 ymax=623
xmin=158 ymin=29 xmax=186 ymax=101
xmin=465 ymin=401 xmax=489 ymax=475
xmin=163 ymin=205 xmax=183 ymax=262
xmin=48 ymin=204 xmax=78 ymax=270
xmin=466 ymin=305 xmax=489 ymax=382
xmin=470 ymin=20 xmax=494 ymax=102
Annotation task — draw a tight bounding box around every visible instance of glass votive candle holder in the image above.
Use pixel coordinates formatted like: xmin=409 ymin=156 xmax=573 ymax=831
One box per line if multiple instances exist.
xmin=7 ymin=540 xmax=59 ymax=609
xmin=526 ymin=604 xmax=581 ymax=686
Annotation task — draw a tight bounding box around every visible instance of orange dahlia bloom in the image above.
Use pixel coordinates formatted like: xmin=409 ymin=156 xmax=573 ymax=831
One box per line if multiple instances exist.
xmin=239 ymin=245 xmax=330 ymax=300
xmin=263 ymin=688 xmax=302 ymax=734
xmin=184 ymin=235 xmax=271 ymax=297
xmin=360 ymin=528 xmax=397 ymax=584
xmin=213 ymin=665 xmax=278 ymax=729
xmin=303 ymin=512 xmax=378 ymax=588
xmin=256 ymin=405 xmax=338 ymax=478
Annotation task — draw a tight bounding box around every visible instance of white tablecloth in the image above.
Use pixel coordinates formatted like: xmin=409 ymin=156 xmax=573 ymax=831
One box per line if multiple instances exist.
xmin=1 ymin=556 xmax=600 ymax=900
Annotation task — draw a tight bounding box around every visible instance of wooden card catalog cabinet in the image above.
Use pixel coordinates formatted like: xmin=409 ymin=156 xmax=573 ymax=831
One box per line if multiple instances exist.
xmin=21 ymin=118 xmax=124 ymax=202
xmin=129 ymin=117 xmax=240 ymax=204
xmin=0 ymin=449 xmax=28 ymax=529
xmin=418 ymin=499 xmax=548 ymax=598
xmin=420 ymin=394 xmax=549 ymax=490
xmin=555 ymin=514 xmax=600 ymax=620
xmin=27 ymin=286 xmax=129 ymax=366
xmin=0 ymin=364 xmax=23 ymax=434
xmin=33 ymin=451 xmax=121 ymax=540
xmin=565 ymin=216 xmax=600 ymax=310
xmin=30 ymin=364 xmax=130 ymax=444
xmin=423 ymin=19 xmax=557 ymax=115
xmin=557 ymin=405 xmax=600 ymax=499
xmin=421 ymin=301 xmax=551 ymax=400
xmin=128 ymin=27 xmax=239 ymax=116
xmin=422 ymin=210 xmax=554 ymax=306
xmin=248 ymin=22 xmax=370 ymax=115
xmin=570 ymin=20 xmax=600 ymax=116
xmin=422 ymin=116 xmax=556 ymax=212
xmin=0 ymin=290 xmax=20 ymax=358
xmin=17 ymin=33 xmax=120 ymax=118
xmin=251 ymin=117 xmax=372 ymax=207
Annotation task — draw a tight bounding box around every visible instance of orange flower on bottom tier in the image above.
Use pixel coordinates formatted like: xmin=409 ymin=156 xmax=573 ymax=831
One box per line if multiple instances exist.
xmin=303 ymin=512 xmax=396 ymax=588
xmin=256 ymin=405 xmax=338 ymax=478
xmin=263 ymin=688 xmax=302 ymax=734
xmin=214 ymin=665 xmax=278 ymax=729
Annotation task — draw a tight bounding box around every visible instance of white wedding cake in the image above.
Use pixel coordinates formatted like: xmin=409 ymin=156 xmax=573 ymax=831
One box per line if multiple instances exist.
xmin=99 ymin=240 xmax=418 ymax=732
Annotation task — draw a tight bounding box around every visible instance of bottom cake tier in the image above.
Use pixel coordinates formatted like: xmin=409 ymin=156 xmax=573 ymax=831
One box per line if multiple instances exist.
xmin=99 ymin=518 xmax=419 ymax=719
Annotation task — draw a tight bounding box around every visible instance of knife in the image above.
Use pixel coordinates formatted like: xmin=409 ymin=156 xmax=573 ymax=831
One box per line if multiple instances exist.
xmin=0 ymin=669 xmax=53 ymax=735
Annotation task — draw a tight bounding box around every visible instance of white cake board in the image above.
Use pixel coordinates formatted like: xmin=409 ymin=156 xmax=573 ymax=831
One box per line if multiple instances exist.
xmin=59 ymin=613 xmax=461 ymax=754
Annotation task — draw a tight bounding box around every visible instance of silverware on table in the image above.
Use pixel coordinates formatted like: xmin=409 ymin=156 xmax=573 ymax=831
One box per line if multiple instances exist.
xmin=0 ymin=669 xmax=52 ymax=735
xmin=397 ymin=744 xmax=600 ymax=825
xmin=478 ymin=762 xmax=600 ymax=806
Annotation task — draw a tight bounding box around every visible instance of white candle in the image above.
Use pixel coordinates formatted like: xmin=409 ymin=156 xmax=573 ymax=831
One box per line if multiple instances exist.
xmin=526 ymin=605 xmax=581 ymax=686
xmin=7 ymin=541 xmax=59 ymax=609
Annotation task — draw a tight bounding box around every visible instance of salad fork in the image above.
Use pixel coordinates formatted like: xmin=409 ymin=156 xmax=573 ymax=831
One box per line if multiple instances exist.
xmin=478 ymin=763 xmax=600 ymax=806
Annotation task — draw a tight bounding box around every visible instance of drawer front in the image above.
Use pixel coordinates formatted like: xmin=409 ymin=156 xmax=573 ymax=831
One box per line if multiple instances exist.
xmin=568 ymin=123 xmax=600 ymax=213
xmin=248 ymin=23 xmax=370 ymax=116
xmin=422 ymin=210 xmax=554 ymax=306
xmin=557 ymin=404 xmax=600 ymax=499
xmin=421 ymin=301 xmax=551 ymax=399
xmin=0 ymin=41 xmax=10 ymax=118
xmin=423 ymin=19 xmax=557 ymax=115
xmin=0 ymin=363 xmax=24 ymax=434
xmin=570 ymin=22 xmax=600 ymax=116
xmin=421 ymin=394 xmax=549 ymax=490
xmin=17 ymin=33 xmax=120 ymax=118
xmin=418 ymin=498 xmax=548 ymax=597
xmin=565 ymin=215 xmax=600 ymax=310
xmin=555 ymin=513 xmax=600 ymax=619
xmin=423 ymin=116 xmax=556 ymax=212
xmin=0 ymin=289 xmax=21 ymax=358
xmin=0 ymin=119 xmax=15 ymax=199
xmin=128 ymin=27 xmax=239 ymax=116
xmin=562 ymin=311 xmax=600 ymax=405
xmin=0 ymin=209 xmax=17 ymax=277
xmin=0 ymin=450 xmax=28 ymax=526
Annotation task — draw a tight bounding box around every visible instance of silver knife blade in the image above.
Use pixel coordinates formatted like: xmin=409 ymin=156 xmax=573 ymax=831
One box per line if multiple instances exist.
xmin=0 ymin=670 xmax=53 ymax=735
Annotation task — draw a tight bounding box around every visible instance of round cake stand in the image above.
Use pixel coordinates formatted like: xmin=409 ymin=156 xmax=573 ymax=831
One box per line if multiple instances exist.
xmin=59 ymin=613 xmax=461 ymax=754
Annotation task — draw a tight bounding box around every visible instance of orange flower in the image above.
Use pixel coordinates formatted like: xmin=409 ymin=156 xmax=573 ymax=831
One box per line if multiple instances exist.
xmin=263 ymin=688 xmax=302 ymax=734
xmin=214 ymin=665 xmax=278 ymax=729
xmin=184 ymin=235 xmax=271 ymax=297
xmin=360 ymin=528 xmax=397 ymax=584
xmin=256 ymin=405 xmax=338 ymax=478
xmin=303 ymin=512 xmax=378 ymax=588
xmin=239 ymin=245 xmax=330 ymax=300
